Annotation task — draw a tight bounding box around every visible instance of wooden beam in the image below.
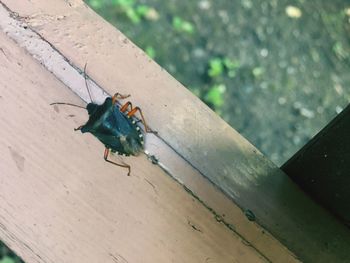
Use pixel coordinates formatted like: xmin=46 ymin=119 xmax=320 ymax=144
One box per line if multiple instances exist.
xmin=0 ymin=23 xmax=267 ymax=263
xmin=0 ymin=1 xmax=349 ymax=262
xmin=0 ymin=2 xmax=296 ymax=262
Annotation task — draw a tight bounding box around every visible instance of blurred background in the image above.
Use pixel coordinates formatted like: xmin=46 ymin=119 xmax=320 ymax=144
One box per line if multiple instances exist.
xmin=85 ymin=0 xmax=350 ymax=166
xmin=1 ymin=0 xmax=349 ymax=262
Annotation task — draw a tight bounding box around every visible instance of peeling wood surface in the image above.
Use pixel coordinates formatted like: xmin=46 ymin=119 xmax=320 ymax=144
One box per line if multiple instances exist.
xmin=0 ymin=0 xmax=349 ymax=263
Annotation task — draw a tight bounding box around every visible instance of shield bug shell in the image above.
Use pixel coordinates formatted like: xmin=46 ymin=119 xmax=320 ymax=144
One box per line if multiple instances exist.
xmin=51 ymin=64 xmax=155 ymax=176
xmin=81 ymin=97 xmax=144 ymax=156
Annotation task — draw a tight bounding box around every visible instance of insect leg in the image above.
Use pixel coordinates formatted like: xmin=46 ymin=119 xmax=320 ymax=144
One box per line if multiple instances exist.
xmin=120 ymin=101 xmax=132 ymax=112
xmin=104 ymin=148 xmax=131 ymax=176
xmin=112 ymin=93 xmax=130 ymax=105
xmin=74 ymin=125 xmax=84 ymax=131
xmin=127 ymin=107 xmax=156 ymax=134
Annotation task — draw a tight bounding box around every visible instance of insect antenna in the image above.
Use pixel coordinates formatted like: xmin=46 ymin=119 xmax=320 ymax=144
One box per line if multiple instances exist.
xmin=83 ymin=62 xmax=93 ymax=103
xmin=50 ymin=102 xmax=86 ymax=109
xmin=50 ymin=63 xmax=92 ymax=109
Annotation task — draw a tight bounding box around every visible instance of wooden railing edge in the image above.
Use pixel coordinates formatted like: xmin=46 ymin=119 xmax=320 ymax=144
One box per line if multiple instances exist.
xmin=0 ymin=0 xmax=349 ymax=262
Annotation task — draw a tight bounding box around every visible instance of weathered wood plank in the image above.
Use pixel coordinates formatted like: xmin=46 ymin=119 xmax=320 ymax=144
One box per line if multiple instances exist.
xmin=0 ymin=2 xmax=300 ymax=262
xmin=0 ymin=0 xmax=350 ymax=262
xmin=0 ymin=28 xmax=266 ymax=263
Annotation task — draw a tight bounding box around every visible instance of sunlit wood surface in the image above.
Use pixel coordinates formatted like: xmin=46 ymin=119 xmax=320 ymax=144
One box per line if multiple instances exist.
xmin=0 ymin=1 xmax=349 ymax=262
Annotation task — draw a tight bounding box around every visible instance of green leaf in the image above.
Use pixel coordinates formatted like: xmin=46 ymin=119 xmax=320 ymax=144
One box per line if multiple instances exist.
xmin=145 ymin=46 xmax=156 ymax=59
xmin=223 ymin=58 xmax=240 ymax=70
xmin=126 ymin=8 xmax=141 ymax=24
xmin=172 ymin=17 xmax=195 ymax=34
xmin=181 ymin=21 xmax=194 ymax=34
xmin=172 ymin=17 xmax=182 ymax=30
xmin=136 ymin=5 xmax=151 ymax=17
xmin=208 ymin=58 xmax=224 ymax=78
xmin=205 ymin=84 xmax=226 ymax=108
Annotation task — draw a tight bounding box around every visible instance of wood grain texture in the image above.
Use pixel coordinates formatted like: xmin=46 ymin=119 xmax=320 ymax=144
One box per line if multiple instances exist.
xmin=0 ymin=2 xmax=301 ymax=262
xmin=0 ymin=0 xmax=349 ymax=262
xmin=0 ymin=30 xmax=267 ymax=263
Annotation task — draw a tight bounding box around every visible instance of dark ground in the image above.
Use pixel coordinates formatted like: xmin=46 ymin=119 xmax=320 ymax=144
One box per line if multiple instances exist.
xmin=1 ymin=0 xmax=350 ymax=262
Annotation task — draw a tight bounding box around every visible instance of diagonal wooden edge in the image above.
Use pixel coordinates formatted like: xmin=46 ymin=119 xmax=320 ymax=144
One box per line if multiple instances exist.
xmin=1 ymin=0 xmax=350 ymax=262
xmin=0 ymin=15 xmax=269 ymax=263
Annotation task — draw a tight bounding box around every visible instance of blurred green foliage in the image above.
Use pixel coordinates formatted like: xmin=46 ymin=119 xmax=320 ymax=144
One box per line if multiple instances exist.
xmin=204 ymin=84 xmax=226 ymax=109
xmin=223 ymin=58 xmax=240 ymax=78
xmin=208 ymin=58 xmax=224 ymax=78
xmin=90 ymin=0 xmax=157 ymax=24
xmin=145 ymin=45 xmax=156 ymax=59
xmin=0 ymin=257 xmax=15 ymax=263
xmin=83 ymin=0 xmax=350 ymax=167
xmin=208 ymin=57 xmax=240 ymax=79
xmin=172 ymin=16 xmax=195 ymax=34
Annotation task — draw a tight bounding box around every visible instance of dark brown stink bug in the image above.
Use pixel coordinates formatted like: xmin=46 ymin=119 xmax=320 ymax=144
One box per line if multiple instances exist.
xmin=52 ymin=64 xmax=155 ymax=176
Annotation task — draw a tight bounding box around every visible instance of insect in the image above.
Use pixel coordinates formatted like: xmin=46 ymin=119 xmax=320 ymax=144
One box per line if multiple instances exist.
xmin=51 ymin=64 xmax=155 ymax=176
